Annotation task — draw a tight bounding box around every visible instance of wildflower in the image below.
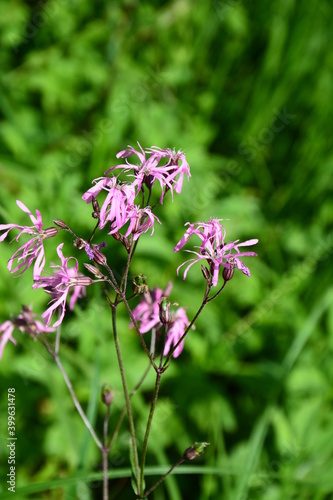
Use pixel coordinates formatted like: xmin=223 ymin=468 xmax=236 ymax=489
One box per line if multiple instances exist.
xmin=0 ymin=306 xmax=55 ymax=360
xmin=0 ymin=200 xmax=58 ymax=279
xmin=109 ymin=205 xmax=161 ymax=241
xmin=131 ymin=283 xmax=173 ymax=334
xmin=130 ymin=283 xmax=190 ymax=358
xmin=82 ymin=177 xmax=136 ymax=230
xmin=107 ymin=143 xmax=190 ymax=203
xmin=33 ymin=243 xmax=93 ymax=327
xmin=147 ymin=146 xmax=191 ymax=198
xmin=175 ymin=218 xmax=258 ymax=286
xmin=163 ymin=307 xmax=190 ymax=358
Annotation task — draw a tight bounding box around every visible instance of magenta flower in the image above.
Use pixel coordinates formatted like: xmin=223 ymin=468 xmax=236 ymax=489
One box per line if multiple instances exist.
xmin=130 ymin=283 xmax=190 ymax=358
xmin=0 ymin=306 xmax=55 ymax=360
xmin=163 ymin=307 xmax=190 ymax=358
xmin=131 ymin=287 xmax=166 ymax=334
xmin=33 ymin=243 xmax=93 ymax=327
xmin=107 ymin=143 xmax=190 ymax=203
xmin=109 ymin=205 xmax=161 ymax=240
xmin=147 ymin=146 xmax=191 ymax=197
xmin=82 ymin=177 xmax=136 ymax=230
xmin=175 ymin=218 xmax=258 ymax=286
xmin=130 ymin=283 xmax=173 ymax=334
xmin=0 ymin=200 xmax=58 ymax=279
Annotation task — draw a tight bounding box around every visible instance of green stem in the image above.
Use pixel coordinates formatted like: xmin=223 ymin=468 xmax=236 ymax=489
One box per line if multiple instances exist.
xmin=108 ymin=359 xmax=152 ymax=450
xmin=41 ymin=336 xmax=102 ymax=449
xmin=140 ymin=369 xmax=162 ymax=493
xmin=102 ymin=405 xmax=111 ymax=500
xmin=111 ymin=305 xmax=141 ymax=495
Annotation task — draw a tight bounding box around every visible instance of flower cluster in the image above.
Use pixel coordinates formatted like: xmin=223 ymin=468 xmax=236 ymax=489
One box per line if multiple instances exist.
xmin=0 ymin=306 xmax=55 ymax=360
xmin=175 ymin=218 xmax=258 ymax=286
xmin=130 ymin=283 xmax=190 ymax=358
xmin=0 ymin=143 xmax=258 ymax=362
xmin=82 ymin=143 xmax=190 ymax=240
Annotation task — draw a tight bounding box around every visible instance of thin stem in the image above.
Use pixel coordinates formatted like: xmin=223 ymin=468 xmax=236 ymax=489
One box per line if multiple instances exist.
xmin=41 ymin=337 xmax=102 ymax=449
xmin=88 ymin=219 xmax=100 ymax=244
xmin=108 ymin=331 xmax=156 ymax=450
xmin=140 ymin=369 xmax=162 ymax=493
xmin=55 ymin=314 xmax=61 ymax=355
xmin=207 ymin=279 xmax=227 ymax=302
xmin=120 ymin=244 xmax=134 ymax=299
xmin=141 ymin=457 xmax=185 ymax=498
xmin=108 ymin=359 xmax=152 ymax=450
xmin=102 ymin=404 xmax=111 ymax=500
xmin=111 ymin=305 xmax=141 ymax=495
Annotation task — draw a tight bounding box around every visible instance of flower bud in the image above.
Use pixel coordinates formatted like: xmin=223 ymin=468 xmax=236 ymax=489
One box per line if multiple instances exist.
xmin=53 ymin=219 xmax=70 ymax=230
xmin=92 ymin=198 xmax=100 ymax=219
xmin=101 ymin=384 xmax=114 ymax=406
xmin=92 ymin=248 xmax=107 ymax=266
xmin=159 ymin=297 xmax=171 ymax=324
xmin=183 ymin=442 xmax=210 ymax=461
xmin=201 ymin=265 xmax=210 ymax=281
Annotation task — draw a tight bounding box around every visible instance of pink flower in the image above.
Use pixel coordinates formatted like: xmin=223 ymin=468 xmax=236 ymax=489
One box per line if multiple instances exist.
xmin=109 ymin=205 xmax=161 ymax=240
xmin=130 ymin=283 xmax=190 ymax=358
xmin=33 ymin=243 xmax=93 ymax=327
xmin=131 ymin=283 xmax=173 ymax=334
xmin=107 ymin=143 xmax=190 ymax=203
xmin=163 ymin=307 xmax=190 ymax=358
xmin=0 ymin=306 xmax=55 ymax=360
xmin=0 ymin=200 xmax=58 ymax=279
xmin=175 ymin=218 xmax=258 ymax=286
xmin=147 ymin=146 xmax=191 ymax=198
xmin=83 ymin=177 xmax=136 ymax=230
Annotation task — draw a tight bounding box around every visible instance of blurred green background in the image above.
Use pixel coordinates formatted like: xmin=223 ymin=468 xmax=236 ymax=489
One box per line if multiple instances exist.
xmin=1 ymin=0 xmax=333 ymax=498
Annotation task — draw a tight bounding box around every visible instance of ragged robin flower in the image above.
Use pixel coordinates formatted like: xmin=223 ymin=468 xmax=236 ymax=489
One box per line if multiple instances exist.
xmin=106 ymin=142 xmax=190 ymax=203
xmin=33 ymin=243 xmax=93 ymax=327
xmin=0 ymin=200 xmax=58 ymax=279
xmin=174 ymin=218 xmax=258 ymax=286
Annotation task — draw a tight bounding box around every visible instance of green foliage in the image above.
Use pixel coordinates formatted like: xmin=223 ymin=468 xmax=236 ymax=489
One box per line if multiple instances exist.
xmin=1 ymin=0 xmax=333 ymax=498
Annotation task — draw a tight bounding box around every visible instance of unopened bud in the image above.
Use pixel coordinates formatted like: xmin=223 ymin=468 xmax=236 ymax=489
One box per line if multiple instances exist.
xmin=92 ymin=198 xmax=100 ymax=219
xmin=53 ymin=219 xmax=70 ymax=231
xmin=201 ymin=265 xmax=210 ymax=281
xmin=183 ymin=442 xmax=210 ymax=461
xmin=159 ymin=297 xmax=171 ymax=324
xmin=92 ymin=249 xmax=107 ymax=266
xmin=101 ymin=384 xmax=114 ymax=406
